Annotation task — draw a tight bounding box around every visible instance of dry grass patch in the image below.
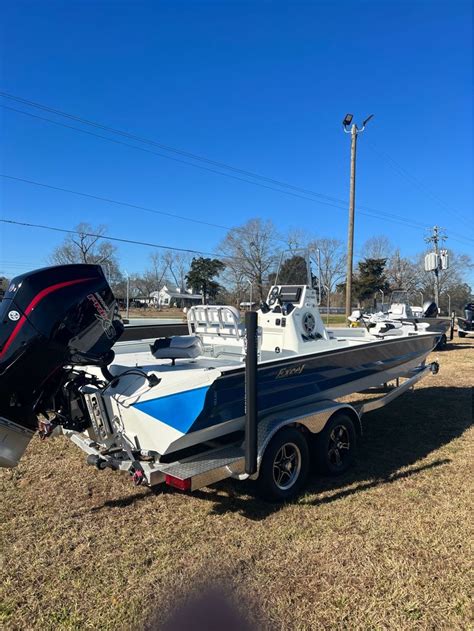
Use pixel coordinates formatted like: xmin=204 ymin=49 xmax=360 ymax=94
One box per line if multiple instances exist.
xmin=1 ymin=339 xmax=472 ymax=630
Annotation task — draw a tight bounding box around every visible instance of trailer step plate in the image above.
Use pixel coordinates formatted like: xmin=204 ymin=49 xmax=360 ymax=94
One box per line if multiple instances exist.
xmin=160 ymin=444 xmax=245 ymax=491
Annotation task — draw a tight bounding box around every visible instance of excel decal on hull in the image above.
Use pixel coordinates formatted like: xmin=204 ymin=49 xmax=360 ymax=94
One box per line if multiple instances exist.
xmin=276 ymin=364 xmax=306 ymax=379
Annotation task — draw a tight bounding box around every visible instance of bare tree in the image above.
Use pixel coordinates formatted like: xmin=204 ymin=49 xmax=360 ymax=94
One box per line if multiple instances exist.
xmin=283 ymin=227 xmax=311 ymax=251
xmin=164 ymin=251 xmax=192 ymax=291
xmin=362 ymin=235 xmax=393 ymax=260
xmin=148 ymin=252 xmax=172 ymax=288
xmin=309 ymin=238 xmax=346 ymax=307
xmin=50 ymin=222 xmax=121 ymax=282
xmin=386 ymin=249 xmax=419 ymax=292
xmin=218 ymin=218 xmax=278 ymax=301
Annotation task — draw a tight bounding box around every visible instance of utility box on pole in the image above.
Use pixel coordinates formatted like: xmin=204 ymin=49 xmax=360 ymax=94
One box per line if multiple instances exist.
xmin=424 ymin=252 xmax=438 ymax=272
xmin=440 ymin=249 xmax=449 ymax=270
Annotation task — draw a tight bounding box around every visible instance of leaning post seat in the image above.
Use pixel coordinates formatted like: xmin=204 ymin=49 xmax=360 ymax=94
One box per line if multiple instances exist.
xmin=150 ymin=335 xmax=203 ymax=365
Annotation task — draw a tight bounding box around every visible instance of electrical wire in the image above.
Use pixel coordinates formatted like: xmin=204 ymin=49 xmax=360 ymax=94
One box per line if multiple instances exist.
xmin=3 ymin=101 xmax=471 ymax=238
xmin=0 ymin=173 xmax=232 ymax=231
xmin=366 ymin=140 xmax=473 ymax=231
xmin=0 ymin=91 xmax=392 ymax=208
xmin=0 ymin=218 xmax=218 ymax=256
xmin=2 ymin=170 xmax=473 ymax=248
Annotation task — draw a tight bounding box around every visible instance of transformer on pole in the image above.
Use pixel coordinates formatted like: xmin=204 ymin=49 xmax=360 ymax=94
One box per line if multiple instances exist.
xmin=424 ymin=226 xmax=448 ymax=311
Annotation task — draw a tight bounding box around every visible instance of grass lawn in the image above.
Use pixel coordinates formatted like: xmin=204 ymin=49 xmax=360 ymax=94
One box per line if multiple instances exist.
xmin=1 ymin=338 xmax=472 ymax=630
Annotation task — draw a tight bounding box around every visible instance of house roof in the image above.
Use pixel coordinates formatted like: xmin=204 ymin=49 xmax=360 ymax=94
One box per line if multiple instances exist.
xmin=150 ymin=287 xmax=202 ymax=300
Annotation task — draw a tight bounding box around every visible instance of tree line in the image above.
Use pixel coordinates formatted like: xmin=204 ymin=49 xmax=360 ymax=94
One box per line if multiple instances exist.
xmin=40 ymin=220 xmax=473 ymax=314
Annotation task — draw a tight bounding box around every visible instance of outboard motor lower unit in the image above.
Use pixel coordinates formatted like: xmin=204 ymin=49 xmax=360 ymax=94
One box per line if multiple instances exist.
xmin=0 ymin=264 xmax=123 ymax=466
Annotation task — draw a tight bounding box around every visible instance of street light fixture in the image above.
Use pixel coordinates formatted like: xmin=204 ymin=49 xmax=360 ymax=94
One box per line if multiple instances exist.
xmin=342 ymin=113 xmax=353 ymax=128
xmin=342 ymin=112 xmax=375 ymax=318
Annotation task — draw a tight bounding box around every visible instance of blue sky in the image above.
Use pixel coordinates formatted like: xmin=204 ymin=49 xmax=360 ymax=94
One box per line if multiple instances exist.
xmin=1 ymin=0 xmax=472 ymax=284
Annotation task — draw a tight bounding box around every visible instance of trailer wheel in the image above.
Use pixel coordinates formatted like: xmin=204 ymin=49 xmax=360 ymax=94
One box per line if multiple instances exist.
xmin=314 ymin=414 xmax=357 ymax=476
xmin=435 ymin=333 xmax=447 ymax=349
xmin=257 ymin=427 xmax=309 ymax=502
xmin=458 ymin=331 xmax=466 ymax=338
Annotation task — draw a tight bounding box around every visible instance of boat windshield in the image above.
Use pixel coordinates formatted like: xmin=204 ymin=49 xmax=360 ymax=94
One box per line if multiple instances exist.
xmin=273 ymin=248 xmax=319 ymax=289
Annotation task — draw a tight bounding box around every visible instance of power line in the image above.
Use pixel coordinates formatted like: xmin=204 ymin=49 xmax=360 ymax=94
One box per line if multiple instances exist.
xmin=0 ymin=218 xmax=219 ymax=257
xmin=366 ymin=140 xmax=473 ymax=230
xmin=1 ymin=96 xmax=473 ymax=247
xmin=0 ymin=91 xmax=388 ymax=208
xmin=2 ymin=99 xmax=469 ymax=236
xmin=2 ymin=171 xmax=473 ymax=249
xmin=2 ymin=103 xmax=360 ymax=211
xmin=0 ymin=174 xmax=232 ymax=232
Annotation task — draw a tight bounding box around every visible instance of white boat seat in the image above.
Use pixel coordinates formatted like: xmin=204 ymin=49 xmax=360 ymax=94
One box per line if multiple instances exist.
xmin=150 ymin=335 xmax=202 ymax=365
xmin=390 ymin=304 xmax=405 ymax=316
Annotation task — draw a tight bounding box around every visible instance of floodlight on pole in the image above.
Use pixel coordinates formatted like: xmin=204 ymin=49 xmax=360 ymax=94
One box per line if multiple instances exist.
xmin=342 ymin=113 xmax=353 ymax=128
xmin=342 ymin=112 xmax=375 ymax=318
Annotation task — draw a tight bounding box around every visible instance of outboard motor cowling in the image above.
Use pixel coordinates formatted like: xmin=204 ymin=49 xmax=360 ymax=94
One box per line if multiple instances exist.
xmin=0 ymin=264 xmax=123 ymax=466
xmin=464 ymin=303 xmax=474 ymax=323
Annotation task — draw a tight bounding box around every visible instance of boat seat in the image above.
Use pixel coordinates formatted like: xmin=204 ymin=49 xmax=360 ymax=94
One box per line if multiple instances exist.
xmin=390 ymin=304 xmax=405 ymax=316
xmin=150 ymin=335 xmax=202 ymax=365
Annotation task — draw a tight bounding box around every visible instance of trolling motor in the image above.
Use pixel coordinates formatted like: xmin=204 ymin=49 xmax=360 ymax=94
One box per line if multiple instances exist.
xmin=0 ymin=264 xmax=124 ymax=466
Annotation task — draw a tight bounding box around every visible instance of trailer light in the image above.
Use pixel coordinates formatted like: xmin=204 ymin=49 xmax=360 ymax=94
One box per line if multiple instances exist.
xmin=165 ymin=474 xmax=192 ymax=491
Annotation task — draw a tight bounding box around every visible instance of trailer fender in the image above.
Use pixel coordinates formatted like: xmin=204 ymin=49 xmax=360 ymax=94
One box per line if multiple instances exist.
xmin=252 ymin=401 xmax=362 ymax=478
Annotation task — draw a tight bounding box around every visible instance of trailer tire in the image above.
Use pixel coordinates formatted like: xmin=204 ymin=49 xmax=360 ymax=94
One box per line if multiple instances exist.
xmin=458 ymin=331 xmax=466 ymax=338
xmin=435 ymin=334 xmax=447 ymax=349
xmin=256 ymin=427 xmax=309 ymax=502
xmin=314 ymin=413 xmax=357 ymax=476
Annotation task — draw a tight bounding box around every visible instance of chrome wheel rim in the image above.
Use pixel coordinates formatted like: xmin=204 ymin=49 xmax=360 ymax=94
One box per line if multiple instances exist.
xmin=327 ymin=425 xmax=351 ymax=468
xmin=272 ymin=442 xmax=302 ymax=490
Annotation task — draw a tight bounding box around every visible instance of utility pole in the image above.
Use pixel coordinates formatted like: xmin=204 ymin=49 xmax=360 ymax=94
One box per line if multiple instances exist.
xmin=342 ymin=113 xmax=374 ymax=318
xmin=425 ymin=225 xmax=447 ymax=311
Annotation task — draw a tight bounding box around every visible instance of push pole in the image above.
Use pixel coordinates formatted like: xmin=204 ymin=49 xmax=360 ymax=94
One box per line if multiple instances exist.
xmin=245 ymin=311 xmax=258 ymax=475
xmin=126 ymin=273 xmax=130 ymax=320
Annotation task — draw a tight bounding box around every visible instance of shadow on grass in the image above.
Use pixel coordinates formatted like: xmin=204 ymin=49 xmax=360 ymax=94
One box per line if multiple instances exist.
xmin=91 ymin=385 xmax=472 ymax=520
xmin=436 ymin=341 xmax=473 ymax=352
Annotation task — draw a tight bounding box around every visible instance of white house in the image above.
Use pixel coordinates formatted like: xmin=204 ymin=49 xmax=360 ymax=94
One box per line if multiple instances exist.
xmin=151 ymin=286 xmax=202 ymax=308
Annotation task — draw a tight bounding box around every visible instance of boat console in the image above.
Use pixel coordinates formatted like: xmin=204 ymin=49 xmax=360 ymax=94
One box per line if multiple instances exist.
xmin=258 ymin=285 xmax=330 ymax=356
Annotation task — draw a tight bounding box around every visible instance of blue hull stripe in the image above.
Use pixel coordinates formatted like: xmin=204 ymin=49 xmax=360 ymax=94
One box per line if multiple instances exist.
xmin=133 ymin=386 xmax=210 ymax=433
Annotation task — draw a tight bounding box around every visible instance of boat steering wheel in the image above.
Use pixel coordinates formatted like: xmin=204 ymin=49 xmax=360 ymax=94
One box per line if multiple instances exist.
xmin=268 ymin=286 xmax=280 ymax=307
xmin=302 ymin=312 xmax=316 ymax=335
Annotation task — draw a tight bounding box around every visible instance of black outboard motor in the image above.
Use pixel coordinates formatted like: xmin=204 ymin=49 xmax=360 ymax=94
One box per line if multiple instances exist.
xmin=464 ymin=303 xmax=474 ymax=323
xmin=422 ymin=300 xmax=438 ymax=318
xmin=457 ymin=302 xmax=474 ymax=336
xmin=0 ymin=264 xmax=123 ymax=466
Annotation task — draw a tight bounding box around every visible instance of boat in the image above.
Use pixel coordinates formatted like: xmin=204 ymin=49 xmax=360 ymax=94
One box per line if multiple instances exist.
xmin=1 ymin=263 xmax=441 ymax=472
xmin=350 ymin=290 xmax=451 ymax=347
xmin=457 ymin=302 xmax=474 ymax=337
